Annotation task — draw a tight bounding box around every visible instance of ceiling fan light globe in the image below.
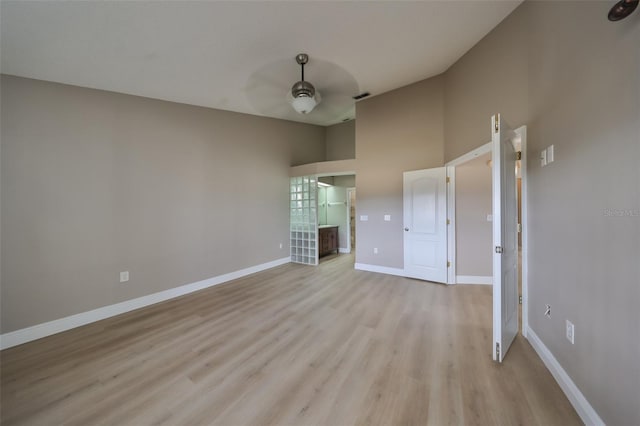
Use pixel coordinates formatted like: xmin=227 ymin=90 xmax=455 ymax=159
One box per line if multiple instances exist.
xmin=291 ymin=95 xmax=317 ymax=114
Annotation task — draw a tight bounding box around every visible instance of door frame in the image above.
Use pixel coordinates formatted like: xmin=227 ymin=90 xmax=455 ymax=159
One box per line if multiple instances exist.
xmin=445 ymin=141 xmax=493 ymax=285
xmin=445 ymin=126 xmax=528 ymax=337
xmin=316 ymin=171 xmax=356 ymax=256
xmin=518 ymin=126 xmax=529 ymax=338
xmin=346 ymin=187 xmax=356 ymax=254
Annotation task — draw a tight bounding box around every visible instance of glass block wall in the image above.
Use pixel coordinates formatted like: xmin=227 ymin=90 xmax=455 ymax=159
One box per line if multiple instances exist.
xmin=290 ymin=176 xmax=318 ymax=265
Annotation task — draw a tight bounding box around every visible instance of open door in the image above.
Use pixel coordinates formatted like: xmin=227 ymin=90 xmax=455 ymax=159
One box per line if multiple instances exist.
xmin=403 ymin=168 xmax=448 ymax=283
xmin=492 ymin=114 xmax=519 ymax=362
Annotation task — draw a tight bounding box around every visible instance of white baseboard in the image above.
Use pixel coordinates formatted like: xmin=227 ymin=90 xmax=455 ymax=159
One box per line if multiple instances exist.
xmin=526 ymin=326 xmax=604 ymax=426
xmin=339 ymin=248 xmax=351 ymax=254
xmin=354 ymin=263 xmax=405 ymax=277
xmin=0 ymin=257 xmax=291 ymax=350
xmin=456 ymin=275 xmax=492 ymax=285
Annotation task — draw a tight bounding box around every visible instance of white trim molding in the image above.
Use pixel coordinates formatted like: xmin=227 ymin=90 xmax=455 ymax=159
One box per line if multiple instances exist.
xmin=0 ymin=257 xmax=291 ymax=350
xmin=446 ymin=166 xmax=456 ymax=285
xmin=526 ymin=327 xmax=605 ymax=426
xmin=516 ymin=125 xmax=529 ymax=338
xmin=456 ymin=275 xmax=492 ymax=285
xmin=445 ymin=141 xmax=492 ymax=167
xmin=354 ymin=263 xmax=405 ymax=278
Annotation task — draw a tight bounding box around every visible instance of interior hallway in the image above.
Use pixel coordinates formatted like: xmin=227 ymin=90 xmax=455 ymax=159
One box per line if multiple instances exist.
xmin=1 ymin=254 xmax=580 ymax=425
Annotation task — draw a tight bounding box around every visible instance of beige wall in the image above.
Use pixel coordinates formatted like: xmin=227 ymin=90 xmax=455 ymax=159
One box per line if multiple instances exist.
xmin=355 ymin=76 xmax=444 ymax=268
xmin=444 ymin=2 xmax=639 ymax=424
xmin=455 ymin=153 xmax=492 ymax=277
xmin=0 ymin=75 xmax=326 ymax=332
xmin=444 ymin=5 xmax=529 ymax=163
xmin=325 ymin=120 xmax=355 ymax=161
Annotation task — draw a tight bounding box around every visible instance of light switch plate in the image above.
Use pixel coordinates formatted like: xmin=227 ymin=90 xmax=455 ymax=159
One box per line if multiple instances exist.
xmin=360 ymin=215 xmax=368 ymax=221
xmin=566 ymin=319 xmax=574 ymax=344
xmin=547 ymin=145 xmax=554 ymax=163
xmin=120 ymin=271 xmax=129 ymax=283
xmin=384 ymin=215 xmax=391 ymax=221
xmin=540 ymin=149 xmax=547 ymax=167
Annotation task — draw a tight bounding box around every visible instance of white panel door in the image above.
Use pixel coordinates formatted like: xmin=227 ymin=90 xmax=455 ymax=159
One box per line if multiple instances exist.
xmin=403 ymin=168 xmax=448 ymax=283
xmin=492 ymin=114 xmax=519 ymax=362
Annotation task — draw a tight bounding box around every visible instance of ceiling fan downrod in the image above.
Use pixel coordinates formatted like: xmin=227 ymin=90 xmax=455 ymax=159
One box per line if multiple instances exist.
xmin=292 ymin=53 xmax=315 ymax=99
xmin=296 ymin=53 xmax=307 ymax=81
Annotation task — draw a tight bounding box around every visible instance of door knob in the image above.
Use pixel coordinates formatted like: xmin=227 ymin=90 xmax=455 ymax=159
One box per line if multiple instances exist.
xmin=404 ymin=227 xmax=409 ymax=231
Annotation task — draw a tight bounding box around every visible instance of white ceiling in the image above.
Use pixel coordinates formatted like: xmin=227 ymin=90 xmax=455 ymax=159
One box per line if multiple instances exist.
xmin=1 ymin=1 xmax=522 ymax=126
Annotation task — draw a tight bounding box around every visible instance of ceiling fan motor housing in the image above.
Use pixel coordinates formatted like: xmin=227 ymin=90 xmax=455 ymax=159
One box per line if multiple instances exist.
xmin=291 ymin=80 xmax=315 ymax=98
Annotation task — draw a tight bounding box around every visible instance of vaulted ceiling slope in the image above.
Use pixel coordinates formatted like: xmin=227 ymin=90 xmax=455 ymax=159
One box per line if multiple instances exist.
xmin=0 ymin=1 xmax=522 ymax=126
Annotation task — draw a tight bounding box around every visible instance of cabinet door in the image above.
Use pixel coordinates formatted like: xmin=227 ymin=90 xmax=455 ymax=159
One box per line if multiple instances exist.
xmin=333 ymin=228 xmax=339 ymax=250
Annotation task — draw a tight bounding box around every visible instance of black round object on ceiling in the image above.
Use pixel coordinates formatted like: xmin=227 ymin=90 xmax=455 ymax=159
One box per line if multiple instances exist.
xmin=608 ymin=0 xmax=639 ymax=21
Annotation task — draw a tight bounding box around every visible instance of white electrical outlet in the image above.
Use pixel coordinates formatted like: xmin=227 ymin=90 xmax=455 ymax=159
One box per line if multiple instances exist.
xmin=279 ymin=243 xmax=283 ymax=249
xmin=360 ymin=215 xmax=369 ymax=221
xmin=544 ymin=304 xmax=551 ymax=317
xmin=120 ymin=271 xmax=129 ymax=283
xmin=373 ymin=247 xmax=378 ymax=254
xmin=384 ymin=214 xmax=391 ymax=221
xmin=566 ymin=320 xmax=575 ymax=344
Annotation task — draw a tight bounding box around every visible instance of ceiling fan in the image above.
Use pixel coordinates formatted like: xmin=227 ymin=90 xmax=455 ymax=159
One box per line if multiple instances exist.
xmin=244 ymin=53 xmax=360 ymax=125
xmin=289 ymin=53 xmax=320 ymax=114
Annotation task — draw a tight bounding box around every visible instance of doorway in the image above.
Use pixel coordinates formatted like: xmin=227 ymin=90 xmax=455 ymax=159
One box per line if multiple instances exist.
xmin=450 ymin=151 xmax=493 ymax=285
xmin=317 ymin=174 xmax=355 ymax=264
xmin=445 ymin=124 xmax=528 ymax=361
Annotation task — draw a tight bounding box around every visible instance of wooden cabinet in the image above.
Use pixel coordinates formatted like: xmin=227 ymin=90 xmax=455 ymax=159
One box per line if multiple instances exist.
xmin=319 ymin=226 xmax=339 ymax=257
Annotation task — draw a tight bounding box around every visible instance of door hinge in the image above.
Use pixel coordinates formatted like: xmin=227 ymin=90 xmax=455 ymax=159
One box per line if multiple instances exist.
xmin=494 ymin=115 xmax=500 ymax=133
xmin=517 ymin=223 xmax=522 ymax=233
xmin=447 ymin=261 xmax=451 ymax=268
xmin=495 ymin=246 xmax=503 ymax=254
xmin=519 ymin=295 xmax=522 ymax=304
xmin=495 ymin=342 xmax=500 ymax=360
xmin=446 ymin=177 xmax=450 ymax=183
xmin=516 ymin=151 xmax=522 ymax=161
xmin=447 ymin=219 xmax=451 ymax=225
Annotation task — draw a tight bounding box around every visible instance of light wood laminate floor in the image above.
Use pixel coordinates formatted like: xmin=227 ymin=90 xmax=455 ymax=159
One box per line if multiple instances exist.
xmin=1 ymin=254 xmax=580 ymax=425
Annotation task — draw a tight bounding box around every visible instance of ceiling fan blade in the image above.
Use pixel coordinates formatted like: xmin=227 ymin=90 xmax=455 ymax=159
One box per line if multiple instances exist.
xmin=244 ymin=57 xmax=295 ymax=115
xmin=312 ymin=93 xmax=354 ymax=115
xmin=305 ymin=59 xmax=359 ymax=98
